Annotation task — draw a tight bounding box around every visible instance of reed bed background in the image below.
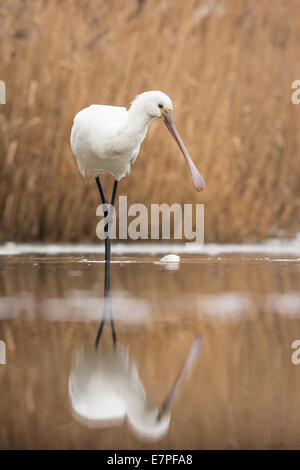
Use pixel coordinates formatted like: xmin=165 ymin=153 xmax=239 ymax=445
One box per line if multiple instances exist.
xmin=0 ymin=0 xmax=300 ymax=243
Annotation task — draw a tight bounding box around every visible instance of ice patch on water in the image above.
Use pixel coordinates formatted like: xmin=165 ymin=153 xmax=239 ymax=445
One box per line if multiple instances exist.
xmin=1 ymin=233 xmax=300 ymax=257
xmin=268 ymin=259 xmax=300 ymax=262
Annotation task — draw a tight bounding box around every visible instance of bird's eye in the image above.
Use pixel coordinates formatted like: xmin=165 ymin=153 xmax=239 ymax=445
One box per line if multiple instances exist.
xmin=158 ymin=103 xmax=163 ymax=109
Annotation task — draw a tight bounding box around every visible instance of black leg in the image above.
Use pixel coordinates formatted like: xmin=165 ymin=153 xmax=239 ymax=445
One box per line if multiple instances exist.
xmin=108 ymin=181 xmax=118 ymax=349
xmin=94 ymin=178 xmax=119 ymax=350
xmin=95 ymin=176 xmax=110 ymax=261
xmin=105 ymin=180 xmax=118 ymax=260
xmin=95 ymin=257 xmax=110 ymax=350
xmin=95 ymin=177 xmax=118 ymax=261
xmin=95 ymin=253 xmax=117 ymax=351
xmin=95 ymin=314 xmax=107 ymax=350
xmin=110 ymin=315 xmax=117 ymax=350
xmin=95 ymin=176 xmax=107 ymax=205
xmin=111 ymin=180 xmax=118 ymax=206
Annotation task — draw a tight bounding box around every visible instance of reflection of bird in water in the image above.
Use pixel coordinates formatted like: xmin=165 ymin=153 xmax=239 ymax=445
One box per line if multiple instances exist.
xmin=69 ymin=335 xmax=202 ymax=441
xmin=69 ymin=256 xmax=203 ymax=441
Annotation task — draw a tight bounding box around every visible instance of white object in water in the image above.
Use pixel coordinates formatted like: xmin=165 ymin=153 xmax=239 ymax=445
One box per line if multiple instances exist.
xmin=160 ymin=254 xmax=181 ymax=263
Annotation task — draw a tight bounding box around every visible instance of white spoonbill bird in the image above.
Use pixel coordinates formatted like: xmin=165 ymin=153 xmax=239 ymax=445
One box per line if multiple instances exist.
xmin=70 ymin=91 xmax=205 ymax=259
xmin=69 ymin=336 xmax=202 ymax=441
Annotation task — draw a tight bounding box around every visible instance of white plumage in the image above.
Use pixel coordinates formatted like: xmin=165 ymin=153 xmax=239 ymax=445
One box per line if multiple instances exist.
xmin=71 ymin=91 xmax=172 ymax=180
xmin=70 ymin=90 xmax=205 ymax=190
xmin=68 ymin=347 xmax=171 ymax=441
xmin=68 ymin=336 xmax=202 ymax=441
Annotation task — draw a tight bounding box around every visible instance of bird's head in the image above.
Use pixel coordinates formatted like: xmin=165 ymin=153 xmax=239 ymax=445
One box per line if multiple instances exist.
xmin=131 ymin=91 xmax=205 ymax=192
xmin=127 ymin=335 xmax=203 ymax=442
xmin=131 ymin=90 xmax=173 ymax=118
xmin=127 ymin=405 xmax=171 ymax=442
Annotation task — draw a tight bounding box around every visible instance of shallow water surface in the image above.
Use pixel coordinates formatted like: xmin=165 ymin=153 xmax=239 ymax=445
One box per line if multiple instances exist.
xmin=0 ymin=252 xmax=300 ymax=449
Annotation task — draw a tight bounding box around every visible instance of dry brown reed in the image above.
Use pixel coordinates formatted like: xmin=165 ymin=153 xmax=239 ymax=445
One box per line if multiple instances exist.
xmin=0 ymin=0 xmax=300 ymax=243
